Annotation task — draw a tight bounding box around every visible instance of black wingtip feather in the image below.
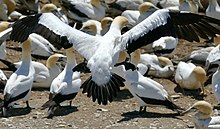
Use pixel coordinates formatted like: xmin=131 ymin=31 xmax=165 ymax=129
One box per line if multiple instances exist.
xmin=81 ymin=73 xmax=125 ymax=105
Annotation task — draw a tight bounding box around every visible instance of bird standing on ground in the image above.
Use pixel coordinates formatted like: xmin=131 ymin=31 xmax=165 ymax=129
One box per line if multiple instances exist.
xmin=1 ymin=37 xmax=35 ymax=117
xmin=42 ymin=47 xmax=81 ymax=118
xmin=115 ymin=60 xmax=184 ymax=114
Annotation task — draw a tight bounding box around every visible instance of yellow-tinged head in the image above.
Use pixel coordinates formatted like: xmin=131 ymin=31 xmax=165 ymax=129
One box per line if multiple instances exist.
xmin=192 ymin=66 xmax=207 ymax=84
xmin=138 ymin=2 xmax=158 ymax=14
xmin=158 ymin=56 xmax=173 ymax=66
xmin=46 ymin=53 xmax=66 ymax=69
xmin=80 ymin=20 xmax=98 ymax=34
xmin=131 ymin=49 xmax=141 ymax=66
xmin=91 ymin=0 xmax=101 ymax=8
xmin=41 ymin=3 xmax=57 ymax=13
xmin=112 ymin=16 xmax=128 ymax=30
xmin=101 ymin=17 xmax=113 ymax=30
xmin=0 ymin=21 xmax=10 ymax=32
xmin=181 ymin=101 xmax=212 ymax=117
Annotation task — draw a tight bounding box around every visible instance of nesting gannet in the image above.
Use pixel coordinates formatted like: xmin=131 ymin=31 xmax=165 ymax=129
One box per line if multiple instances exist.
xmin=42 ymin=47 xmax=81 ymax=118
xmin=1 ymin=38 xmax=35 ymax=117
xmin=175 ymin=61 xmax=207 ymax=95
xmin=9 ymin=9 xmax=220 ymax=105
xmin=140 ymin=53 xmax=175 ymax=78
xmin=115 ymin=60 xmax=184 ymax=114
xmin=212 ymin=65 xmax=220 ymax=104
xmin=61 ymin=0 xmax=107 ymax=22
xmin=181 ymin=101 xmax=220 ymax=129
xmin=206 ymin=0 xmax=220 ymax=20
xmin=172 ymin=46 xmax=214 ymax=66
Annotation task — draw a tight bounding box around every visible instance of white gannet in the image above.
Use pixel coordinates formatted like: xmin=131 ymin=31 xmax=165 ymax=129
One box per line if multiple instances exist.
xmin=61 ymin=0 xmax=107 ymax=22
xmin=175 ymin=61 xmax=207 ymax=95
xmin=42 ymin=47 xmax=81 ymax=118
xmin=29 ymin=33 xmax=57 ymax=58
xmin=115 ymin=60 xmax=184 ymax=114
xmin=140 ymin=53 xmax=175 ymax=78
xmin=9 ymin=9 xmax=220 ymax=105
xmin=0 ymin=53 xmax=66 ymax=88
xmin=212 ymin=65 xmax=220 ymax=104
xmin=172 ymin=46 xmax=214 ymax=66
xmin=1 ymin=37 xmax=35 ymax=117
xmin=151 ymin=36 xmax=178 ymax=57
xmin=41 ymin=3 xmax=69 ymax=24
xmin=181 ymin=101 xmax=220 ymax=129
xmin=206 ymin=0 xmax=220 ymax=20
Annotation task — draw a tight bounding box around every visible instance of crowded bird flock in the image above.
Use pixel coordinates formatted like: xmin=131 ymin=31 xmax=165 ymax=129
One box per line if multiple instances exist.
xmin=0 ymin=0 xmax=220 ymax=128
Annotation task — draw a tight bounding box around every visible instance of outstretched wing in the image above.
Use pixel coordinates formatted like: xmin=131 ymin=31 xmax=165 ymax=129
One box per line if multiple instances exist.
xmin=10 ymin=12 xmax=98 ymax=60
xmin=119 ymin=9 xmax=220 ymax=54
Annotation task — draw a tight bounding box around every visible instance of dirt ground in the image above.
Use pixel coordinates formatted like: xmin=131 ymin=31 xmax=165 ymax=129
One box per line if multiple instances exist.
xmin=0 ymin=38 xmax=219 ymax=129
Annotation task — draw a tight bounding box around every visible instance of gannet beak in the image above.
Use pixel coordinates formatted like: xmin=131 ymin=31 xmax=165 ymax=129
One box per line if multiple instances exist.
xmin=180 ymin=107 xmax=197 ymax=115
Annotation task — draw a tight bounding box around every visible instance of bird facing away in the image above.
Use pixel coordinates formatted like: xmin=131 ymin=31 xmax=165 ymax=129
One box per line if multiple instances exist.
xmin=114 ymin=60 xmax=184 ymax=114
xmin=9 ymin=9 xmax=220 ymax=105
xmin=181 ymin=101 xmax=220 ymax=129
xmin=1 ymin=37 xmax=35 ymax=117
xmin=42 ymin=47 xmax=81 ymax=118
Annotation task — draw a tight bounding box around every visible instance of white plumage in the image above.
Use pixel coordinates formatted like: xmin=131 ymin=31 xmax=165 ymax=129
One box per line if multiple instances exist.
xmin=2 ymin=37 xmax=35 ymax=117
xmin=140 ymin=53 xmax=174 ymax=78
xmin=175 ymin=61 xmax=207 ymax=93
xmin=42 ymin=47 xmax=81 ymax=118
xmin=115 ymin=61 xmax=183 ymax=113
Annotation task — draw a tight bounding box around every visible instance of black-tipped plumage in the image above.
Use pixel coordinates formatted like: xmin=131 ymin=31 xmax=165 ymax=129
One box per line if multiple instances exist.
xmin=125 ymin=10 xmax=220 ymax=54
xmin=61 ymin=0 xmax=89 ymax=19
xmin=0 ymin=59 xmax=17 ymax=72
xmin=3 ymin=90 xmax=30 ymax=109
xmin=72 ymin=61 xmax=90 ymax=73
xmin=81 ymin=73 xmax=125 ymax=105
xmin=136 ymin=94 xmax=183 ymax=111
